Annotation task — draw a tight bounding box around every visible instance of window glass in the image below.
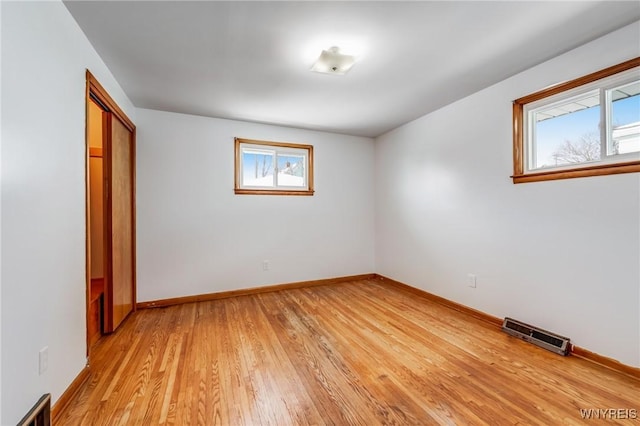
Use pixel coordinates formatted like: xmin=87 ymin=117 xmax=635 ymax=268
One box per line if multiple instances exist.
xmin=242 ymin=149 xmax=275 ymax=187
xmin=235 ymin=138 xmax=314 ymax=195
xmin=530 ymin=91 xmax=601 ymax=170
xmin=512 ymin=58 xmax=640 ymax=183
xmin=276 ymin=154 xmax=306 ymax=187
xmin=609 ymin=81 xmax=640 ymax=155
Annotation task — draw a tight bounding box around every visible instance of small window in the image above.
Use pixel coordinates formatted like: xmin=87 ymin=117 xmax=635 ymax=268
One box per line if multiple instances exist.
xmin=234 ymin=138 xmax=314 ymax=195
xmin=512 ymin=58 xmax=640 ymax=183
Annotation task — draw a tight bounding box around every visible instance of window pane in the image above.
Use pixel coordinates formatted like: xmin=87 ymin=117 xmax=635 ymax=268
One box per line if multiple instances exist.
xmin=242 ymin=150 xmax=275 ymax=187
xmin=235 ymin=138 xmax=314 ymax=194
xmin=513 ymin=60 xmax=640 ymax=183
xmin=531 ymin=92 xmax=601 ymax=170
xmin=609 ymin=81 xmax=640 ymax=155
xmin=276 ymin=154 xmax=305 ymax=187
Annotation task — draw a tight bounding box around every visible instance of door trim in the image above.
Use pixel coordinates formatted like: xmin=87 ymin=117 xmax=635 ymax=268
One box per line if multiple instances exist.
xmin=85 ymin=70 xmax=137 ymax=355
xmin=87 ymin=71 xmax=135 ymax=131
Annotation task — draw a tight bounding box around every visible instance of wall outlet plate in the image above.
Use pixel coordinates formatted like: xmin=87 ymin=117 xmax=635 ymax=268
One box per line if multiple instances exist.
xmin=467 ymin=274 xmax=477 ymax=288
xmin=39 ymin=346 xmax=49 ymax=375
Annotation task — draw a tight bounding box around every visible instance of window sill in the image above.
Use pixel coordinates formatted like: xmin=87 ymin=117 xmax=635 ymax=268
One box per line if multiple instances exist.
xmin=234 ymin=189 xmax=315 ymax=196
xmin=512 ymin=161 xmax=640 ymax=184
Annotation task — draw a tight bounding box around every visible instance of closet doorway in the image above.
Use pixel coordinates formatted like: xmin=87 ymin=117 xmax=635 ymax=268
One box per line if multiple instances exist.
xmin=86 ymin=70 xmax=136 ymax=353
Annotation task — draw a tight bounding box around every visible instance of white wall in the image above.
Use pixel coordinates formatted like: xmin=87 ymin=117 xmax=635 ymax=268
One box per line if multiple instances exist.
xmin=0 ymin=7 xmax=636 ymax=425
xmin=1 ymin=1 xmax=135 ymax=424
xmin=0 ymin=2 xmax=4 ymax=421
xmin=375 ymin=22 xmax=640 ymax=367
xmin=136 ymin=109 xmax=375 ymax=302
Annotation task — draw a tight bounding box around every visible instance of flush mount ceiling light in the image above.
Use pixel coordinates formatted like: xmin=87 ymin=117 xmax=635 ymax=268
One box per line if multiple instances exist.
xmin=310 ymin=46 xmax=355 ymax=75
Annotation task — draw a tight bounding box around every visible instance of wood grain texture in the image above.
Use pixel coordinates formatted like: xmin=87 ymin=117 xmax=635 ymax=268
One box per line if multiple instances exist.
xmin=56 ymin=279 xmax=640 ymax=425
xmin=106 ymin=116 xmax=134 ymax=332
xmin=234 ymin=137 xmax=314 ymax=196
xmin=137 ymin=274 xmax=376 ymax=309
xmin=234 ymin=189 xmax=315 ymax=196
xmin=378 ymin=275 xmax=639 ymax=379
xmin=86 ymin=70 xmax=137 ymax=351
xmin=379 ymin=275 xmax=503 ymax=328
xmin=51 ymin=366 xmax=90 ymax=425
xmin=512 ymin=161 xmax=640 ymax=184
xmin=572 ymin=345 xmax=640 ymax=380
xmin=86 ymin=70 xmax=135 ymax=132
xmin=512 ymin=101 xmax=524 ymax=177
xmin=88 ymin=279 xmax=104 ymax=347
xmin=513 ymin=57 xmax=640 ymax=106
xmin=511 ymin=57 xmax=640 ymax=184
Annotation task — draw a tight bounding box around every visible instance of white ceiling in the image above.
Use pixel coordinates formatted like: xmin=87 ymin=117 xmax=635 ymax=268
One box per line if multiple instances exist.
xmin=64 ymin=1 xmax=640 ymax=138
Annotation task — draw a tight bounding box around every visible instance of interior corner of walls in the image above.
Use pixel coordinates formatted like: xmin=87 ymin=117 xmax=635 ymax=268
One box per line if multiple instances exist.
xmin=370 ymin=22 xmax=640 ymax=368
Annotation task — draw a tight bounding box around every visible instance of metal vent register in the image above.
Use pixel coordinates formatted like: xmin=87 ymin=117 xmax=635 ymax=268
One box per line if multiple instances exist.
xmin=502 ymin=317 xmax=570 ymax=356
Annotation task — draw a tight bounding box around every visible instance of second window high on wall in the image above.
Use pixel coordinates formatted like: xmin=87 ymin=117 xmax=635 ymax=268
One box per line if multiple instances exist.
xmin=512 ymin=57 xmax=640 ymax=183
xmin=234 ymin=137 xmax=314 ymax=195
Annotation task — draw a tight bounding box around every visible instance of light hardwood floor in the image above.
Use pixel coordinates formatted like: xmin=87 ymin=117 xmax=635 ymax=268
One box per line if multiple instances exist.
xmin=57 ymin=279 xmax=640 ymax=425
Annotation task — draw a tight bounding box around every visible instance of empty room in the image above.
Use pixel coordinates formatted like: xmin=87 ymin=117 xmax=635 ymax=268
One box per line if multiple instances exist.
xmin=2 ymin=1 xmax=640 ymax=425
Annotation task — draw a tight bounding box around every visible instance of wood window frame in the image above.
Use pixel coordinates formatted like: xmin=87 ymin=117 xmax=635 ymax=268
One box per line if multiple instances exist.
xmin=234 ymin=137 xmax=315 ymax=196
xmin=512 ymin=57 xmax=640 ymax=184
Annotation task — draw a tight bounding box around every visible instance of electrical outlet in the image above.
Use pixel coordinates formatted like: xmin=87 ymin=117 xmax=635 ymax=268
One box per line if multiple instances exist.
xmin=262 ymin=260 xmax=270 ymax=271
xmin=39 ymin=346 xmax=49 ymax=375
xmin=467 ymin=274 xmax=477 ymax=288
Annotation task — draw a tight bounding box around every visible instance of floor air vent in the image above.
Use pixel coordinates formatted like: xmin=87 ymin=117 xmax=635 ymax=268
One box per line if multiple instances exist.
xmin=502 ymin=317 xmax=570 ymax=356
xmin=17 ymin=393 xmax=50 ymax=426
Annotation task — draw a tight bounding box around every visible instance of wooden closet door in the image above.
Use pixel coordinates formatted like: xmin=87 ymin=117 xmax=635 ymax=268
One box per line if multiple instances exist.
xmin=105 ymin=114 xmax=134 ymax=332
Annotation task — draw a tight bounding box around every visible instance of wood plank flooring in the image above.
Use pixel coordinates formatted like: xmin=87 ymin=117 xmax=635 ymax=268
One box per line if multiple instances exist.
xmin=56 ymin=279 xmax=640 ymax=425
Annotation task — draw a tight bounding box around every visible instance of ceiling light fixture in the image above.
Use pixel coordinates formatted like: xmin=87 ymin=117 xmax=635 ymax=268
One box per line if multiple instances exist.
xmin=310 ymin=46 xmax=355 ymax=75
